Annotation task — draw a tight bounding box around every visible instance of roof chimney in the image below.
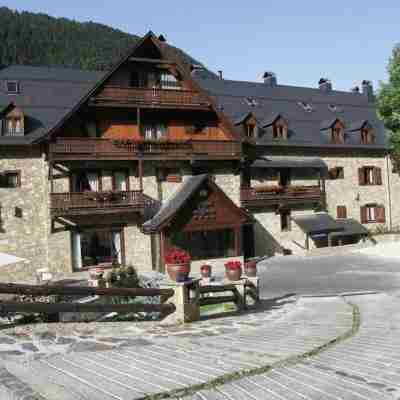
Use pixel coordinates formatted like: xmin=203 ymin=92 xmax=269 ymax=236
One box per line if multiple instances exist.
xmin=263 ymin=72 xmax=277 ymax=87
xmin=218 ymin=70 xmax=223 ymax=80
xmin=158 ymin=34 xmax=166 ymax=42
xmin=351 ymin=86 xmax=360 ymax=93
xmin=362 ymin=80 xmax=374 ymax=102
xmin=318 ymin=78 xmax=332 ymax=92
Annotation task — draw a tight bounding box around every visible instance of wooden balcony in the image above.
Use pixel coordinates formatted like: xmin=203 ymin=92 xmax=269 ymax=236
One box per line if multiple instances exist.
xmin=49 ymin=138 xmax=241 ymax=161
xmin=51 ymin=190 xmax=144 ymax=216
xmin=91 ymin=86 xmax=211 ymax=110
xmin=240 ymin=186 xmax=324 ymax=209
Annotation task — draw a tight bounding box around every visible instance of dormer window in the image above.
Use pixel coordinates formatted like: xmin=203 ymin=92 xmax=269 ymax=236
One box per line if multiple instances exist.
xmin=330 ymin=120 xmax=345 ymax=144
xmin=6 ymin=81 xmax=19 ymax=94
xmin=246 ymin=123 xmax=256 ymax=138
xmin=1 ymin=107 xmax=24 ymax=137
xmin=272 ymin=119 xmax=288 ymax=140
xmin=361 ymin=125 xmax=374 ymax=144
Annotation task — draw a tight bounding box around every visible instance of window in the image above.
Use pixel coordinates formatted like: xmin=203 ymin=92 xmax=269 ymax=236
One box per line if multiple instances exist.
xmin=72 ymin=171 xmax=100 ymax=192
xmin=171 ymin=229 xmax=235 ymax=260
xmin=160 ymin=73 xmax=180 ymax=89
xmin=157 ymin=168 xmax=182 ymax=183
xmin=337 ymin=205 xmax=347 ymax=219
xmin=129 ymin=71 xmax=148 ymax=88
xmin=6 ymin=81 xmax=19 ymax=94
xmin=246 ymin=124 xmax=255 ymax=138
xmin=329 ymin=167 xmax=344 ymax=180
xmin=273 ymin=124 xmax=287 ymax=139
xmin=0 ymin=171 xmax=20 ymax=188
xmin=112 ymin=170 xmax=129 ymax=191
xmin=280 ymin=210 xmax=291 ymax=232
xmin=361 ymin=127 xmax=374 ymax=144
xmin=360 ymin=205 xmax=385 ymax=224
xmin=2 ymin=116 xmax=23 ymax=136
xmin=141 ymin=123 xmax=168 ymax=140
xmin=358 ymin=167 xmax=382 ymax=186
xmin=332 ymin=127 xmax=344 ymax=144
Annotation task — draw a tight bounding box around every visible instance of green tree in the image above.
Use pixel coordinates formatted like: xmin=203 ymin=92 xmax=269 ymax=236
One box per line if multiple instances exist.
xmin=378 ymin=44 xmax=400 ymax=160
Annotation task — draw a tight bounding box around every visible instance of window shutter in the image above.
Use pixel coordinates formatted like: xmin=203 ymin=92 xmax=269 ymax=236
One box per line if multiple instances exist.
xmin=358 ymin=168 xmax=365 ymax=186
xmin=337 ymin=206 xmax=347 ymax=219
xmin=360 ymin=206 xmax=367 ymax=223
xmin=374 ymin=167 xmax=382 ymax=185
xmin=376 ymin=206 xmax=386 ymax=223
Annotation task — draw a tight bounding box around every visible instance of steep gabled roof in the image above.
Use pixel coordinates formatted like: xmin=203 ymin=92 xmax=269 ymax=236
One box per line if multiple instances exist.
xmin=142 ymin=174 xmax=209 ymax=233
xmin=194 ymin=76 xmax=388 ymax=149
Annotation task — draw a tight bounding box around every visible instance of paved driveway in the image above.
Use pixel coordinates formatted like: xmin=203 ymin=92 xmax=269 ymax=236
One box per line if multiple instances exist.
xmin=258 ymin=249 xmax=400 ymax=298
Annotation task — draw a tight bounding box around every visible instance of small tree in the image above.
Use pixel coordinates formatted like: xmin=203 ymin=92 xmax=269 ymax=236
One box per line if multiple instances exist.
xmin=378 ymin=44 xmax=400 ymax=163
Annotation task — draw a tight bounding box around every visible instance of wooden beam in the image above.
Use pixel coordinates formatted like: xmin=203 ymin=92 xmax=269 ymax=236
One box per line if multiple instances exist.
xmin=0 ymin=301 xmax=175 ymax=315
xmin=0 ymin=282 xmax=174 ymax=299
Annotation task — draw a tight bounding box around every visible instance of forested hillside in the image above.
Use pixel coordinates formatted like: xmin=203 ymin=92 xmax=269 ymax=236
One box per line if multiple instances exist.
xmin=0 ymin=7 xmax=208 ymax=73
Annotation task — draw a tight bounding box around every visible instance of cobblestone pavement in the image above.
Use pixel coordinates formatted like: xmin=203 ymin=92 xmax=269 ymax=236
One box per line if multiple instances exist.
xmin=0 ymin=296 xmax=353 ymax=399
xmin=184 ymin=292 xmax=400 ymax=400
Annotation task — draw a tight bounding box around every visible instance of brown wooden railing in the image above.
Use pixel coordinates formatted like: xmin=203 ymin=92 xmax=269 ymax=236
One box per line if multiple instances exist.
xmin=94 ymin=86 xmax=210 ymax=108
xmin=241 ymin=186 xmax=323 ymax=208
xmin=0 ymin=283 xmax=175 ymax=316
xmin=51 ymin=190 xmax=143 ymax=215
xmin=49 ymin=138 xmax=241 ymax=160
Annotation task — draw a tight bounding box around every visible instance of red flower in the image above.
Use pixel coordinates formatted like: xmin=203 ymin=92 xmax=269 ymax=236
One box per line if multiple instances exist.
xmin=224 ymin=261 xmax=242 ymax=270
xmin=165 ymin=247 xmax=191 ymax=264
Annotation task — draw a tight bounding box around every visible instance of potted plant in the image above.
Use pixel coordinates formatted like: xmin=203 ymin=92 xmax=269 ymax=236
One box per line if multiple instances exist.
xmin=200 ymin=264 xmax=212 ymax=278
xmin=244 ymin=260 xmax=257 ymax=277
xmin=225 ymin=260 xmax=242 ymax=281
xmin=164 ymin=247 xmax=191 ymax=282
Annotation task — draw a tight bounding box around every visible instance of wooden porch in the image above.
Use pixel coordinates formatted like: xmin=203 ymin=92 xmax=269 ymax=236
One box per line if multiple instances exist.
xmin=50 ymin=190 xmax=144 ymax=216
xmin=91 ymin=86 xmax=211 ymax=110
xmin=49 ymin=138 xmax=242 ymax=161
xmin=240 ymin=186 xmax=325 ymax=209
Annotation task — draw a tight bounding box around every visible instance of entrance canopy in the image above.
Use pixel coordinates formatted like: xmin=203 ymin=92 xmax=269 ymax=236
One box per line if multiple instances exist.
xmin=251 ymin=156 xmax=327 ymax=170
xmin=293 ymin=213 xmax=368 ymax=237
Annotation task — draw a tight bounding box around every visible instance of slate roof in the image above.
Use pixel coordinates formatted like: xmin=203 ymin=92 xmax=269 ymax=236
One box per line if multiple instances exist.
xmin=142 ymin=174 xmax=209 ymax=233
xmin=293 ymin=213 xmax=344 ymax=235
xmin=194 ymin=76 xmax=388 ymax=149
xmin=0 ymin=65 xmax=105 ymax=145
xmin=330 ymin=218 xmax=369 ymax=237
xmin=251 ymin=156 xmax=327 ymax=170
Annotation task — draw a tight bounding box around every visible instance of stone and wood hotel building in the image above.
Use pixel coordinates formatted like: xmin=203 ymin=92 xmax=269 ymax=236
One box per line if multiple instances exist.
xmin=0 ymin=32 xmax=397 ymax=280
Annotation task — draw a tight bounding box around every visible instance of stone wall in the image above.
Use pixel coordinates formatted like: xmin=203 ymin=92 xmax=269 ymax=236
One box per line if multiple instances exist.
xmin=124 ymin=224 xmax=153 ymax=272
xmin=250 ymin=149 xmax=392 ymax=256
xmin=0 ymin=147 xmax=51 ymax=281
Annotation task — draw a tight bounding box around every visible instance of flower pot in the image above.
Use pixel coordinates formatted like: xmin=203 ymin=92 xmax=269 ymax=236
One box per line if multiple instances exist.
xmin=225 ymin=267 xmax=242 ymax=281
xmin=166 ymin=263 xmax=191 ymax=282
xmin=200 ymin=265 xmax=212 ymax=278
xmin=244 ymin=261 xmax=257 ymax=277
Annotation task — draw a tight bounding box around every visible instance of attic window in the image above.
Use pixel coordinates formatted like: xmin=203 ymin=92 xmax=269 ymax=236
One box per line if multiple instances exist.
xmin=6 ymin=81 xmax=19 ymax=94
xmin=245 ymin=97 xmax=258 ymax=107
xmin=361 ymin=126 xmax=374 ymax=144
xmin=272 ymin=119 xmax=288 ymax=140
xmin=331 ymin=121 xmax=345 ymax=144
xmin=297 ymin=101 xmax=313 ymax=112
xmin=246 ymin=123 xmax=256 ymax=138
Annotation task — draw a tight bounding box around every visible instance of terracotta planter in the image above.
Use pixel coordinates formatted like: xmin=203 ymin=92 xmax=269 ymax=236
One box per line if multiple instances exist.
xmin=200 ymin=265 xmax=212 ymax=278
xmin=244 ymin=261 xmax=257 ymax=277
xmin=225 ymin=267 xmax=242 ymax=281
xmin=166 ymin=263 xmax=191 ymax=282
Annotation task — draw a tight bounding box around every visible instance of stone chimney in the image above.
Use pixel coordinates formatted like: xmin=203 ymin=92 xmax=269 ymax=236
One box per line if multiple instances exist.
xmin=318 ymin=78 xmax=332 ymax=92
xmin=218 ymin=70 xmax=223 ymax=80
xmin=362 ymin=80 xmax=374 ymax=102
xmin=263 ymin=72 xmax=277 ymax=87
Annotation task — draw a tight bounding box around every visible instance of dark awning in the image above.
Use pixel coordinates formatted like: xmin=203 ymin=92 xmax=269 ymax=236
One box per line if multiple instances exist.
xmin=330 ymin=219 xmax=369 ymax=238
xmin=293 ymin=213 xmax=344 ymax=235
xmin=251 ymin=156 xmax=327 ymax=170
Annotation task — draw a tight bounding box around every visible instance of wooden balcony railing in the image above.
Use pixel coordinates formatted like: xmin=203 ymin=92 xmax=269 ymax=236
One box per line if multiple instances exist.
xmin=49 ymin=138 xmax=241 ymax=160
xmin=93 ymin=86 xmax=210 ymax=109
xmin=240 ymin=186 xmax=324 ymax=209
xmin=51 ymin=190 xmax=144 ymax=216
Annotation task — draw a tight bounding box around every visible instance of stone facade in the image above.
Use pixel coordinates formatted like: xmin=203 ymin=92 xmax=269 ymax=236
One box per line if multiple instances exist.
xmin=248 ymin=148 xmax=393 ymax=256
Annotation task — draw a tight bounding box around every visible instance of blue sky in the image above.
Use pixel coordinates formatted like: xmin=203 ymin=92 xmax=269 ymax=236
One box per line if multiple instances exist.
xmin=5 ymin=1 xmax=400 ymax=91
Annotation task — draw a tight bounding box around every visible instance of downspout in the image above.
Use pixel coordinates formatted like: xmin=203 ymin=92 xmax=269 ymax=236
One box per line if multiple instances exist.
xmin=386 ymin=152 xmax=393 ymax=231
